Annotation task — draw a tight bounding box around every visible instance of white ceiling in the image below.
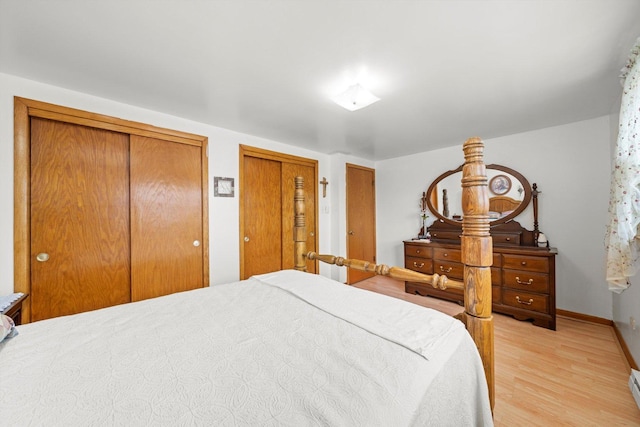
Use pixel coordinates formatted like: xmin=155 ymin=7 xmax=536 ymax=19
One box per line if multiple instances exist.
xmin=2 ymin=0 xmax=640 ymax=160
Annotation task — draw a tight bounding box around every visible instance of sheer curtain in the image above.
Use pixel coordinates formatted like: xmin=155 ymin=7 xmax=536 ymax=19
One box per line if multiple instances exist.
xmin=605 ymin=37 xmax=640 ymax=293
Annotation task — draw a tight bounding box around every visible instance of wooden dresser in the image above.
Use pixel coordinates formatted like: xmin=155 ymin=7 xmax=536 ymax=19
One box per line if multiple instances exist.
xmin=404 ymin=228 xmax=557 ymax=330
xmin=413 ymin=162 xmax=557 ymax=329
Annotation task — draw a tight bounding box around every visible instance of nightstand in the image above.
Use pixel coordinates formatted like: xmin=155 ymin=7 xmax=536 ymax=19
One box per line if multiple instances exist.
xmin=1 ymin=293 xmax=28 ymax=326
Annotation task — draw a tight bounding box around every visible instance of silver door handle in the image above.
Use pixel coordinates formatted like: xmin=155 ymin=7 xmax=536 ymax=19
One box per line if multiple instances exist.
xmin=244 ymin=236 xmax=250 ymax=242
xmin=36 ymin=253 xmax=50 ymax=262
xmin=193 ymin=240 xmax=200 ymax=247
xmin=348 ymin=230 xmax=354 ymax=235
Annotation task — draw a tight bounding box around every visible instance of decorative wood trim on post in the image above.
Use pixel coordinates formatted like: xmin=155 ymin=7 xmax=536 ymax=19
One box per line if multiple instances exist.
xmin=461 ymin=136 xmax=494 ymax=409
xmin=294 ymin=176 xmax=307 ymax=271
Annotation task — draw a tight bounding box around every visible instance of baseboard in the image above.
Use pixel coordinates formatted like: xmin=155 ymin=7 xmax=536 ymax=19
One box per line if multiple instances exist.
xmin=556 ymin=309 xmax=612 ymax=326
xmin=557 ymin=308 xmax=638 ymax=371
xmin=613 ymin=323 xmax=639 ymax=371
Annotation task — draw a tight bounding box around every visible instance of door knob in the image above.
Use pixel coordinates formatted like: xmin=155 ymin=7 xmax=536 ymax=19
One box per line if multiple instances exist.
xmin=310 ymin=232 xmax=315 ymax=237
xmin=193 ymin=240 xmax=200 ymax=247
xmin=36 ymin=253 xmax=50 ymax=262
xmin=244 ymin=236 xmax=250 ymax=242
xmin=348 ymin=230 xmax=354 ymax=235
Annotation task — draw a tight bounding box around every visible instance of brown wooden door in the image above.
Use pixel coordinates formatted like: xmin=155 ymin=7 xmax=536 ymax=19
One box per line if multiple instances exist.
xmin=282 ymin=163 xmax=317 ymax=273
xmin=240 ymin=146 xmax=318 ymax=279
xmin=241 ymin=156 xmax=283 ymax=278
xmin=130 ymin=136 xmax=204 ymax=301
xmin=346 ymin=164 xmax=376 ymax=284
xmin=30 ymin=118 xmax=131 ymax=321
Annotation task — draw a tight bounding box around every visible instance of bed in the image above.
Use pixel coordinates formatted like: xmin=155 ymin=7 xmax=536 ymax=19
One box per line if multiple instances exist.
xmin=488 ymin=195 xmax=521 ymax=219
xmin=0 ymin=137 xmax=494 ymax=425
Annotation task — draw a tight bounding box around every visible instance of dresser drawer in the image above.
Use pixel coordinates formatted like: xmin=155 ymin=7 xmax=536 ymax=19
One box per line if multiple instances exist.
xmin=503 ymin=270 xmax=549 ymax=293
xmin=405 ymin=244 xmax=432 ymax=259
xmin=492 ymin=233 xmax=521 ymax=246
xmin=502 ymin=254 xmax=549 ymax=273
xmin=405 ymin=256 xmax=433 ymax=274
xmin=434 ymin=261 xmax=463 ymax=280
xmin=433 ymin=247 xmax=461 ymax=263
xmin=502 ymin=289 xmax=549 ymax=314
xmin=430 ymin=230 xmax=461 ymax=242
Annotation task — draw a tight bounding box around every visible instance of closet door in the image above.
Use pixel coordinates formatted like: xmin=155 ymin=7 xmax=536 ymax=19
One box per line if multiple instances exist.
xmin=240 ymin=146 xmax=318 ymax=279
xmin=241 ymin=156 xmax=283 ymax=278
xmin=130 ymin=136 xmax=204 ymax=301
xmin=30 ymin=118 xmax=131 ymax=321
xmin=281 ymin=163 xmax=317 ymax=273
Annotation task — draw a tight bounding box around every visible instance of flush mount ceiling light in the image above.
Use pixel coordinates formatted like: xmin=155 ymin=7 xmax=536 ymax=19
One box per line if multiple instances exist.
xmin=331 ymin=83 xmax=380 ymax=111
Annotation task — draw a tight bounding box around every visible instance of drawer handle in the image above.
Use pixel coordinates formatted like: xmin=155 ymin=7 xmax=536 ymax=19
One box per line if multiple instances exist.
xmin=413 ymin=262 xmax=424 ymax=268
xmin=516 ymin=296 xmax=534 ymax=305
xmin=440 ymin=266 xmax=452 ymax=273
xmin=515 ymin=276 xmax=534 ymax=285
xmin=521 ymin=261 xmax=527 ymax=266
xmin=505 ymin=237 xmax=511 ymax=241
xmin=443 ymin=253 xmax=448 ymax=257
xmin=416 ymin=250 xmax=421 ymax=254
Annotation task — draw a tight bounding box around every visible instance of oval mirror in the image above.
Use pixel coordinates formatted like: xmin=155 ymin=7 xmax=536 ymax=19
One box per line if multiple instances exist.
xmin=425 ymin=164 xmax=532 ymax=226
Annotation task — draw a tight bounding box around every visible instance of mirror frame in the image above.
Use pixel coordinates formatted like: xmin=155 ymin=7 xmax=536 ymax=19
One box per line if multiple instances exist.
xmin=426 ymin=163 xmax=532 ymax=227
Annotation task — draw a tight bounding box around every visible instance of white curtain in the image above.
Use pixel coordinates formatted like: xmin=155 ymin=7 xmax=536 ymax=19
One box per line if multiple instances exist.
xmin=605 ymin=37 xmax=640 ymax=293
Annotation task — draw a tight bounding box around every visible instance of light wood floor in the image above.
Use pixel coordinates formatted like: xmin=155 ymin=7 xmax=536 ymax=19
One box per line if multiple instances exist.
xmin=353 ymin=276 xmax=640 ymax=426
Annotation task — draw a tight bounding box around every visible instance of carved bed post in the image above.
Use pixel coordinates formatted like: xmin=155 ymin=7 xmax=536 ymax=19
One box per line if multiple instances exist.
xmin=294 ymin=176 xmax=307 ymax=271
xmin=460 ymin=137 xmax=494 ymax=409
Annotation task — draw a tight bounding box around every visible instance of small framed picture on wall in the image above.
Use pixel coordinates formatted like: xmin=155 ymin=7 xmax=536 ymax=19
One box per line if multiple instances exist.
xmin=214 ymin=177 xmax=234 ymax=197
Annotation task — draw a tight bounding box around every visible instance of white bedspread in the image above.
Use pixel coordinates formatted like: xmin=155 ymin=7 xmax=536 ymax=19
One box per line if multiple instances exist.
xmin=0 ymin=270 xmax=492 ymax=426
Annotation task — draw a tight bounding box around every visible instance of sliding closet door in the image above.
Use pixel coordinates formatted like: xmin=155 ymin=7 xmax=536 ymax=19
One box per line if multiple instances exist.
xmin=130 ymin=135 xmax=204 ymax=301
xmin=30 ymin=118 xmax=131 ymax=321
xmin=281 ymin=163 xmax=317 ymax=273
xmin=240 ymin=146 xmax=318 ymax=279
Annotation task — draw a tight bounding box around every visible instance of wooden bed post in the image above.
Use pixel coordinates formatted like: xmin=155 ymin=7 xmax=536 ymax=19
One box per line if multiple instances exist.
xmin=461 ymin=137 xmax=494 ymax=409
xmin=294 ymin=176 xmax=307 ymax=271
xmin=298 ymin=139 xmax=494 ymax=410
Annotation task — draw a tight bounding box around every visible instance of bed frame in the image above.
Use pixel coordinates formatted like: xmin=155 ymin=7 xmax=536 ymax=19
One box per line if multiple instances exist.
xmin=293 ymin=136 xmax=495 ymax=409
xmin=489 ymin=195 xmax=521 ymax=214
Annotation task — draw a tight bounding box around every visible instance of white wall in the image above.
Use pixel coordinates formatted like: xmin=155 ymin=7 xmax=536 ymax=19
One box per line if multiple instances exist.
xmin=376 ymin=116 xmax=613 ymax=320
xmin=0 ymin=72 xmax=347 ymax=295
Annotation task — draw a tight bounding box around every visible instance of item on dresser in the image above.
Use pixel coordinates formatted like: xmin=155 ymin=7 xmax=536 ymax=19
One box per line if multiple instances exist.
xmin=0 ymin=313 xmax=17 ymax=342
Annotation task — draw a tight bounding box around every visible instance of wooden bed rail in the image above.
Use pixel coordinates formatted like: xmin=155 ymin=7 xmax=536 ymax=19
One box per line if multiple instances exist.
xmin=306 ymin=252 xmax=464 ymax=291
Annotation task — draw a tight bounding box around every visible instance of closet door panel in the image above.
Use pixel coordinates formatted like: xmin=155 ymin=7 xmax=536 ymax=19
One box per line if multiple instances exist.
xmin=130 ymin=135 xmax=204 ymax=301
xmin=281 ymin=163 xmax=317 ymax=273
xmin=30 ymin=118 xmax=131 ymax=321
xmin=241 ymin=156 xmax=282 ymax=278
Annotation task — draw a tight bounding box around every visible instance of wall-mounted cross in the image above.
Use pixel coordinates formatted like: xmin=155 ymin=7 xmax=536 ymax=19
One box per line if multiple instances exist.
xmin=320 ymin=177 xmax=329 ymax=198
